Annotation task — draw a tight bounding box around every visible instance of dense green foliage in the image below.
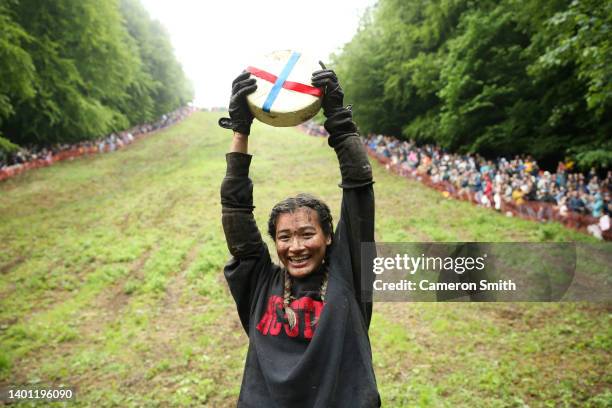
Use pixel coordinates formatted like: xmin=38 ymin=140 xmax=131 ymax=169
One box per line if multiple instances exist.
xmin=0 ymin=0 xmax=192 ymax=148
xmin=333 ymin=0 xmax=611 ymax=169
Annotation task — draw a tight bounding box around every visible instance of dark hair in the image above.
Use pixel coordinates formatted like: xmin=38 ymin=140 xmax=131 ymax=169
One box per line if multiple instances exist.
xmin=267 ymin=193 xmax=333 ymax=241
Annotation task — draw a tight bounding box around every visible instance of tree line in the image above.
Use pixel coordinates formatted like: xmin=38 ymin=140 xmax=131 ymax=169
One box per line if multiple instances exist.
xmin=332 ymin=0 xmax=611 ymax=169
xmin=0 ymin=0 xmax=193 ymax=153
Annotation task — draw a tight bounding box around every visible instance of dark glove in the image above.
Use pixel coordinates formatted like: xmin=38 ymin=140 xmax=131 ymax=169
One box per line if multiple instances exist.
xmin=311 ymin=68 xmax=345 ymax=117
xmin=218 ymin=72 xmax=257 ymax=136
xmin=312 ymin=65 xmax=370 ymax=186
xmin=312 ymin=66 xmax=358 ymax=146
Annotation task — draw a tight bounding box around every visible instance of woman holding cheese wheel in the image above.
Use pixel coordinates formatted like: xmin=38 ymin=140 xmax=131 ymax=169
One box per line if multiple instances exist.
xmin=218 ymin=65 xmax=380 ymax=407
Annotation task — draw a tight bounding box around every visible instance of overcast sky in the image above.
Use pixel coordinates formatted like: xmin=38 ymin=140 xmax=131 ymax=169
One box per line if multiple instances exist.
xmin=139 ymin=0 xmax=377 ymax=108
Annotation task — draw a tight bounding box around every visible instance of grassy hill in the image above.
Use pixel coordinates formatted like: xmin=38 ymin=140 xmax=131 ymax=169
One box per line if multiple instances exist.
xmin=0 ymin=112 xmax=609 ymax=407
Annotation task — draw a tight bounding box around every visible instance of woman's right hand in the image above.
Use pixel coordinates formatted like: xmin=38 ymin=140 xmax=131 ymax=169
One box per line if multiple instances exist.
xmin=219 ymin=72 xmax=257 ymax=136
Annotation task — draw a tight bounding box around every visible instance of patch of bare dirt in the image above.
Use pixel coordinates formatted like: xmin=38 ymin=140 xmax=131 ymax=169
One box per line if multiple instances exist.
xmin=5 ymin=248 xmax=158 ymax=391
xmin=0 ymin=256 xmax=26 ymax=275
xmin=83 ymin=248 xmax=153 ymax=330
xmin=112 ymin=244 xmax=245 ymax=405
xmin=162 ymin=243 xmax=200 ymax=309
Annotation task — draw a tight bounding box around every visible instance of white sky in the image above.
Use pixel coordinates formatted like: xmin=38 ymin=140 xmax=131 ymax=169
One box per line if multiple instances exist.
xmin=139 ymin=0 xmax=377 ymax=108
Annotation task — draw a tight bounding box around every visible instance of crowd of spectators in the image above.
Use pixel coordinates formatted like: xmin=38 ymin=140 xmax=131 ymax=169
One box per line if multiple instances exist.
xmin=298 ymin=120 xmax=327 ymax=137
xmin=365 ymin=134 xmax=611 ymax=240
xmin=0 ymin=107 xmax=194 ymax=181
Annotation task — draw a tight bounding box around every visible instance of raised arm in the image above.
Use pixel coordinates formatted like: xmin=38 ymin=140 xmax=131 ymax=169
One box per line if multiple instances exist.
xmin=219 ymin=71 xmax=261 ymax=257
xmin=219 ymin=73 xmax=271 ymax=332
xmin=312 ymin=68 xmax=375 ymax=327
xmin=230 ymin=132 xmax=248 ymax=153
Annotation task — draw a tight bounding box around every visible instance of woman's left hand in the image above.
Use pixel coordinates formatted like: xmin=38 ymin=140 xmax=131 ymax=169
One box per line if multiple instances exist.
xmin=312 ymin=64 xmax=345 ymax=117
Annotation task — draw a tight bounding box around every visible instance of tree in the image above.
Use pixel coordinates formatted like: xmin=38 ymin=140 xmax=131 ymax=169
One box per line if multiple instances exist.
xmin=0 ymin=1 xmax=35 ymax=152
xmin=0 ymin=0 xmax=193 ymax=149
xmin=333 ymin=0 xmax=611 ymax=169
xmin=120 ymin=0 xmax=193 ymax=118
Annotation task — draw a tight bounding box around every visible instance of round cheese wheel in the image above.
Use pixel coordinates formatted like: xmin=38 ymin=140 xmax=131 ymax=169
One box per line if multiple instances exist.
xmin=246 ymin=50 xmax=323 ymax=127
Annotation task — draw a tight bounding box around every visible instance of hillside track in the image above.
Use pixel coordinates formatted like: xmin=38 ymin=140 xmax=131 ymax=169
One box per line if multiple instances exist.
xmin=0 ymin=112 xmax=608 ymax=407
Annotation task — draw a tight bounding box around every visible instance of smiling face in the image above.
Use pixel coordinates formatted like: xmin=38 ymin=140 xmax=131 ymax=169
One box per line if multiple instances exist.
xmin=274 ymin=207 xmax=332 ymax=279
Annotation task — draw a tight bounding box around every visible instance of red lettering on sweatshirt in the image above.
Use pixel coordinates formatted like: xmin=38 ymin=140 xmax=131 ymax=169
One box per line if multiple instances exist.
xmin=256 ymin=295 xmax=283 ymax=336
xmin=256 ymin=295 xmax=325 ymax=340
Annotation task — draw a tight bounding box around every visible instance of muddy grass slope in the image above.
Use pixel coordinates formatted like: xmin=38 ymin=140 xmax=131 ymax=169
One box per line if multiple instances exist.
xmin=0 ymin=112 xmax=609 ymax=407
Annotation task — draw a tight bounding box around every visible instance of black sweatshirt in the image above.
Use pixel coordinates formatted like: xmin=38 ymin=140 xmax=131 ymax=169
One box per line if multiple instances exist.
xmin=220 ymin=117 xmax=380 ymax=407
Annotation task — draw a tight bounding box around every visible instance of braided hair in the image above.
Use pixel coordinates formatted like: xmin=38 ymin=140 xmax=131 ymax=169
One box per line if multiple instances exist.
xmin=268 ymin=194 xmax=333 ymax=330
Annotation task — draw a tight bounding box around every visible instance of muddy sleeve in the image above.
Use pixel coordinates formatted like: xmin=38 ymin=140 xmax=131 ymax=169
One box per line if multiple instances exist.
xmin=220 ymin=152 xmax=271 ymax=332
xmin=325 ymin=109 xmax=376 ymax=328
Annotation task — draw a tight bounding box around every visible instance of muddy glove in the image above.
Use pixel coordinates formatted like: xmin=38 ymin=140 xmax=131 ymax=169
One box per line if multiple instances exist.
xmin=311 ymin=64 xmax=357 ymax=147
xmin=218 ymin=72 xmax=257 ymax=136
xmin=311 ymin=66 xmax=345 ymax=117
xmin=313 ymin=64 xmax=371 ymax=187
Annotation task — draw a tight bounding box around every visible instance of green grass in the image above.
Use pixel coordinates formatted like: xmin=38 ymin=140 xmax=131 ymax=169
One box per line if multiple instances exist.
xmin=0 ymin=112 xmax=609 ymax=407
